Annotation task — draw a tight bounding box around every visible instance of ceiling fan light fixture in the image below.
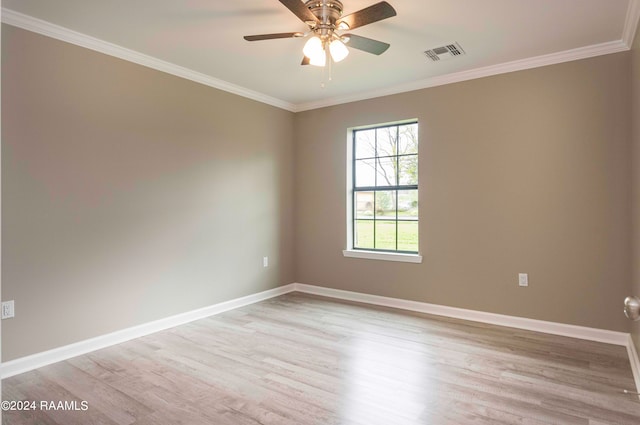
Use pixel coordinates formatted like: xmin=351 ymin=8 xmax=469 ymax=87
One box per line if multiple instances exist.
xmin=244 ymin=0 xmax=397 ymax=69
xmin=329 ymin=39 xmax=349 ymax=62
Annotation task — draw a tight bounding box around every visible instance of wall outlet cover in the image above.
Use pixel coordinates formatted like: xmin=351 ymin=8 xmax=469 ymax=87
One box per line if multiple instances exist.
xmin=2 ymin=300 xmax=15 ymax=319
xmin=518 ymin=273 xmax=528 ymax=287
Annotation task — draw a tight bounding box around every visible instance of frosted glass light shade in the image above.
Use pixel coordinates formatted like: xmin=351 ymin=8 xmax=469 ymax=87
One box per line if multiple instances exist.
xmin=303 ymin=36 xmax=325 ymax=66
xmin=329 ymin=39 xmax=349 ymax=62
xmin=309 ymin=51 xmax=326 ymax=66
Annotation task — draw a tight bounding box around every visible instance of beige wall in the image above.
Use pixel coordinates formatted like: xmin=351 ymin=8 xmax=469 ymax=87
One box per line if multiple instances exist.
xmin=1 ymin=25 xmax=295 ymax=360
xmin=2 ymin=21 xmax=637 ymax=362
xmin=294 ymin=53 xmax=632 ymax=332
xmin=631 ymin=22 xmax=640 ymax=352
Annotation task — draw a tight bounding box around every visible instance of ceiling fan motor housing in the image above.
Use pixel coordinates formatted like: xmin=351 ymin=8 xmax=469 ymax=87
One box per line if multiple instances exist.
xmin=305 ymin=0 xmax=344 ymax=38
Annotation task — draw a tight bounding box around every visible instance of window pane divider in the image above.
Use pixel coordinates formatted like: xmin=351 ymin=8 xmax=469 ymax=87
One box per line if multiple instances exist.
xmin=354 ymin=185 xmax=418 ymax=192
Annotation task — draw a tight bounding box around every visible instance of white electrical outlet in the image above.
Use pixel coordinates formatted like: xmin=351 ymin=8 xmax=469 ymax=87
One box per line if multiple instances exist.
xmin=263 ymin=256 xmax=269 ymax=268
xmin=518 ymin=273 xmax=528 ymax=287
xmin=2 ymin=300 xmax=15 ymax=319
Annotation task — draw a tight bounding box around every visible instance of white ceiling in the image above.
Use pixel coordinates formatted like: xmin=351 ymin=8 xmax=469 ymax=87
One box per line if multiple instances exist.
xmin=2 ymin=0 xmax=639 ymax=111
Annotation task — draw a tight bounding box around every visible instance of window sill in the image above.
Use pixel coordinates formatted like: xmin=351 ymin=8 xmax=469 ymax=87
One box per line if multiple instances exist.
xmin=342 ymin=250 xmax=423 ymax=263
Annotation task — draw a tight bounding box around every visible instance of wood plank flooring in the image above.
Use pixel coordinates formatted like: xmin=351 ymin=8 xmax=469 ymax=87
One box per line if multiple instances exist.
xmin=3 ymin=292 xmax=640 ymax=424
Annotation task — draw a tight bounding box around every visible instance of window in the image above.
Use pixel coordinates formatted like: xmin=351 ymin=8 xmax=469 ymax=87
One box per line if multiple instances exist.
xmin=349 ymin=121 xmax=419 ymax=256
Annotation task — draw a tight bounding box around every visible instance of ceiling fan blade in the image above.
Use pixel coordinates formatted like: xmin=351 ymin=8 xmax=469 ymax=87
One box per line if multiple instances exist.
xmin=279 ymin=0 xmax=319 ymax=24
xmin=301 ymin=56 xmax=311 ymax=65
xmin=343 ymin=34 xmax=390 ymax=55
xmin=337 ymin=1 xmax=396 ymax=30
xmin=244 ymin=32 xmax=304 ymax=41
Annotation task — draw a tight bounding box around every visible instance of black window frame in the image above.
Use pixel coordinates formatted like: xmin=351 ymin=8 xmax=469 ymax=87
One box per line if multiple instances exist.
xmin=351 ymin=121 xmax=419 ymax=254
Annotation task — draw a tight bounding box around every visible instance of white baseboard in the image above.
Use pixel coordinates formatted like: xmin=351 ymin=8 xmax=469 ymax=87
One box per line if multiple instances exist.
xmin=0 ymin=284 xmax=296 ymax=379
xmin=627 ymin=335 xmax=640 ymax=399
xmin=295 ymin=283 xmax=637 ymax=394
xmin=293 ymin=283 xmax=630 ymax=346
xmin=2 ymin=282 xmax=634 ymax=382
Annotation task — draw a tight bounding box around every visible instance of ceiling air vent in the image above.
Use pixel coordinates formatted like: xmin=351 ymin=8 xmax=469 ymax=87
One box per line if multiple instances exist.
xmin=424 ymin=42 xmax=465 ymax=61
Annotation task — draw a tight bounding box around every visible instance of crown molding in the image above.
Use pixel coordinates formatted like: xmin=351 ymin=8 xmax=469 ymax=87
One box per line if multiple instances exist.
xmin=294 ymin=39 xmax=629 ymax=111
xmin=623 ymin=0 xmax=640 ymax=47
xmin=2 ymin=4 xmax=637 ymax=114
xmin=0 ymin=8 xmax=297 ymax=112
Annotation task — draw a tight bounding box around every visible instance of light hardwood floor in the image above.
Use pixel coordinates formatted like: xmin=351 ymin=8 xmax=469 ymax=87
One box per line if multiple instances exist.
xmin=3 ymin=292 xmax=640 ymax=424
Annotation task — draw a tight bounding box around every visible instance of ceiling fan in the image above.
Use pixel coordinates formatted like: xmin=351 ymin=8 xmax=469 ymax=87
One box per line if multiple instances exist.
xmin=243 ymin=0 xmax=397 ymax=67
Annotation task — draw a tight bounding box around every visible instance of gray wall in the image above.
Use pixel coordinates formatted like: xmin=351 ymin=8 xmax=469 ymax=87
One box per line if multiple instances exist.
xmin=294 ymin=52 xmax=632 ymax=332
xmin=632 ymin=21 xmax=640 ymax=353
xmin=1 ymin=25 xmax=295 ymax=361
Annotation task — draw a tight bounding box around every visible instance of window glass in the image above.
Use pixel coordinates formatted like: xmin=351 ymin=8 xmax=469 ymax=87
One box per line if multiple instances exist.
xmin=355 ymin=129 xmax=376 ymax=159
xmin=351 ymin=122 xmax=419 ymax=253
